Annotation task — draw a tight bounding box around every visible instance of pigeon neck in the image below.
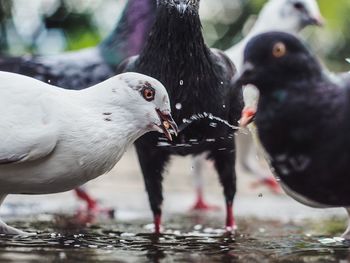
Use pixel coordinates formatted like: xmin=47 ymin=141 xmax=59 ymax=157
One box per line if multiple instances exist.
xmin=250 ymin=0 xmax=300 ymax=35
xmin=139 ymin=7 xmax=209 ymax=61
xmin=79 ymin=83 xmax=149 ymax=177
xmin=99 ymin=0 xmax=156 ymax=66
xmin=137 ymin=7 xmax=218 ymax=98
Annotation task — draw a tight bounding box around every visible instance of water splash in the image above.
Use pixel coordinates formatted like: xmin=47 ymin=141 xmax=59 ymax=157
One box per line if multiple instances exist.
xmin=179 ymin=112 xmax=242 ymax=133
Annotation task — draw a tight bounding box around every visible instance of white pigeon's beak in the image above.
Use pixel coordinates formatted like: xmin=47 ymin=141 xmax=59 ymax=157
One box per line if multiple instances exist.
xmin=156 ymin=109 xmax=178 ymax=141
xmin=306 ymin=3 xmax=325 ymax=27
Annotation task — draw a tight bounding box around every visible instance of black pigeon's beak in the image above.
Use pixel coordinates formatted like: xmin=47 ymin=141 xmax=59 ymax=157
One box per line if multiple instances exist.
xmin=239 ymin=106 xmax=256 ymax=128
xmin=176 ymin=1 xmax=188 ymax=15
xmin=234 ymin=62 xmax=255 ymax=86
xmin=156 ymin=109 xmax=178 ymax=141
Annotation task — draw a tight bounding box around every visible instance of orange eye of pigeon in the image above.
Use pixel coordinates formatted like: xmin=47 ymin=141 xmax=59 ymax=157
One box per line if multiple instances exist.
xmin=142 ymin=87 xmax=155 ymax=101
xmin=272 ymin=42 xmax=287 ymax=58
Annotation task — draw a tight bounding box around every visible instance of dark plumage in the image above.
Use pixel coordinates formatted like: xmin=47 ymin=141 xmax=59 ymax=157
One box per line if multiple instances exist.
xmin=0 ymin=0 xmax=156 ymax=89
xmin=119 ymin=0 xmax=243 ymax=233
xmin=238 ymin=31 xmax=350 ymax=238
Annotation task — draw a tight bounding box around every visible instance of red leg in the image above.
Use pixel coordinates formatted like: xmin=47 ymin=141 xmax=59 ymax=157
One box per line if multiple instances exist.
xmin=154 ymin=214 xmax=161 ymax=234
xmin=75 ymin=188 xmax=98 ymax=210
xmin=225 ymin=202 xmax=236 ymax=232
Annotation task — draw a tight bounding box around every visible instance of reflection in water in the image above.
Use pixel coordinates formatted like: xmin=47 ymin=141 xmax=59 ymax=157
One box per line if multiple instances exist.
xmin=0 ymin=215 xmax=349 ymax=262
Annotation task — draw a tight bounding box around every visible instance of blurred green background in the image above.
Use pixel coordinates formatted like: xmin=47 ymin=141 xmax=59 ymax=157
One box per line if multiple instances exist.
xmin=0 ymin=0 xmax=349 ymax=71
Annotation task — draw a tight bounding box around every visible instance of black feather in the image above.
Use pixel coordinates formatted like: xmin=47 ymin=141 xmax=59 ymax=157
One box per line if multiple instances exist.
xmin=241 ymin=31 xmax=350 ymax=206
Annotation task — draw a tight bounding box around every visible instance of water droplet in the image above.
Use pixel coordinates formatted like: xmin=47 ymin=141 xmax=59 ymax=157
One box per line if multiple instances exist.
xmin=220 ymin=81 xmax=224 ymax=85
xmin=173 ymin=230 xmax=181 ymax=235
xmin=259 ymin=228 xmax=266 ymax=233
xmin=121 ymin=232 xmax=135 ymax=237
xmin=318 ymin=238 xmax=336 ymax=244
xmin=334 ymin=237 xmax=345 ymax=242
xmin=59 ymin=252 xmax=67 ymax=260
xmin=180 ymin=80 xmax=184 ymax=86
xmin=222 ymin=104 xmax=226 ymax=108
xmin=175 ymin=103 xmax=182 ymax=110
xmin=194 ymin=224 xmax=202 ymax=230
xmin=48 ymin=79 xmax=51 ymax=83
xmin=88 ymin=245 xmax=98 ymax=248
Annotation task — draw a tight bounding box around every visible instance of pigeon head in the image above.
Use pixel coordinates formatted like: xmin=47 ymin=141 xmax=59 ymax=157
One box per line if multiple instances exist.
xmin=118 ymin=73 xmax=178 ymax=141
xmin=259 ymin=0 xmax=324 ymax=33
xmin=157 ymin=0 xmax=200 ymax=15
xmin=238 ymin=32 xmax=322 ymax=93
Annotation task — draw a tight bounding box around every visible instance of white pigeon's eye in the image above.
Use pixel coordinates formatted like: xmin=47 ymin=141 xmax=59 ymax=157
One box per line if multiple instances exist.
xmin=293 ymin=2 xmax=305 ymax=11
xmin=142 ymin=87 xmax=155 ymax=101
xmin=272 ymin=42 xmax=287 ymax=58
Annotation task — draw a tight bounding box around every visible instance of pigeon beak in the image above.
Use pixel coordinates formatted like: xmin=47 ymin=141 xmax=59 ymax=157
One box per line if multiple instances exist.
xmin=176 ymin=1 xmax=188 ymax=15
xmin=308 ymin=15 xmax=325 ymax=27
xmin=239 ymin=106 xmax=256 ymax=128
xmin=234 ymin=62 xmax=255 ymax=86
xmin=156 ymin=109 xmax=178 ymax=141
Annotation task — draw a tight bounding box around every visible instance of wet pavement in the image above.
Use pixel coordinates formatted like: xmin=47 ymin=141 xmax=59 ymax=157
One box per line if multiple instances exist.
xmin=1 ymin=148 xmax=350 ymax=262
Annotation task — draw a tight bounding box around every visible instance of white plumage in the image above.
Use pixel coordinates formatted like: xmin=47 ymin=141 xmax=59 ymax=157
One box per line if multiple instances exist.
xmin=0 ymin=71 xmax=176 ymax=235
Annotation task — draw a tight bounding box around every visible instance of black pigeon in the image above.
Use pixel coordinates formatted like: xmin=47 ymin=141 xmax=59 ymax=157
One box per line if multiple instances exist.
xmin=0 ymin=0 xmax=156 ymax=89
xmin=238 ymin=31 xmax=350 ymax=238
xmin=0 ymin=0 xmax=156 ymax=213
xmin=118 ymin=0 xmax=243 ymax=233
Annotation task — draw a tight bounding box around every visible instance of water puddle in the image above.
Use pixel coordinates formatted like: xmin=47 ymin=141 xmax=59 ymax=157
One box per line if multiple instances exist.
xmin=0 ymin=215 xmax=349 ymax=262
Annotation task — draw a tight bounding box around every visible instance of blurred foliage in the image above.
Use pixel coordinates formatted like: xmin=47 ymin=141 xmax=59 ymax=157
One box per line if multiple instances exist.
xmin=0 ymin=0 xmax=350 ymax=71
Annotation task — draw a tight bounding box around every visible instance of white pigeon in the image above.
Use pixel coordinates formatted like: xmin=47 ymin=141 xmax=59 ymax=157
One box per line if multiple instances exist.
xmin=0 ymin=71 xmax=177 ymax=235
xmin=191 ymin=0 xmax=324 ymax=210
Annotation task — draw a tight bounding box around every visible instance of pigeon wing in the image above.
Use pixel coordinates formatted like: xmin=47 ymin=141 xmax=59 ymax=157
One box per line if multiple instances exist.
xmin=0 ymin=89 xmax=59 ymax=164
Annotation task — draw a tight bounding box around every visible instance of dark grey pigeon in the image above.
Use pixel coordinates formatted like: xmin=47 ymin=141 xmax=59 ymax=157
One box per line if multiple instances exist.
xmin=238 ymin=31 xmax=350 ymax=239
xmin=118 ymin=0 xmax=243 ymax=234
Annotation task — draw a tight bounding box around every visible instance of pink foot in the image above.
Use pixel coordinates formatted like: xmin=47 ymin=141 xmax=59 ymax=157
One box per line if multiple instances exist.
xmin=74 ymin=188 xmax=114 ymax=218
xmin=191 ymin=190 xmax=220 ymax=211
xmin=251 ymin=177 xmax=282 ymax=194
xmin=191 ymin=197 xmax=220 ymax=211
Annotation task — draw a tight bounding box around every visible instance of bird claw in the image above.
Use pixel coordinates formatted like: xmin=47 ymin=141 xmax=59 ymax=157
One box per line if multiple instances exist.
xmin=75 ymin=205 xmax=115 ymax=219
xmin=251 ymin=177 xmax=282 ymax=194
xmin=191 ymin=198 xmax=221 ymax=211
